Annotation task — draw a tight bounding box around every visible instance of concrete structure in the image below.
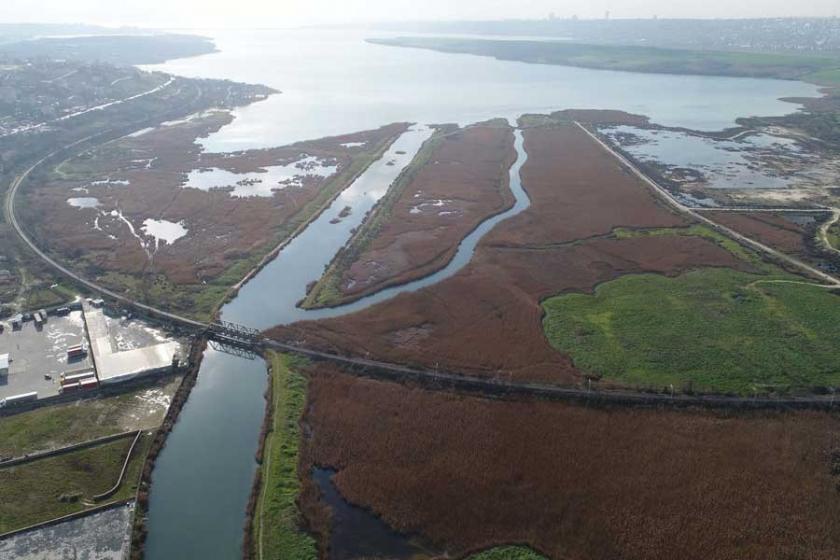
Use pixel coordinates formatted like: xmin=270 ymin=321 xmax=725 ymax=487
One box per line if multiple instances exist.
xmin=0 ymin=311 xmax=92 ymax=401
xmin=0 ymin=501 xmax=134 ymax=560
xmin=82 ymin=301 xmax=181 ymax=385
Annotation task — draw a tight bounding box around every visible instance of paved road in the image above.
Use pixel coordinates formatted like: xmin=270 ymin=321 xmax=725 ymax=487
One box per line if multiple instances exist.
xmin=692 ymin=207 xmax=831 ymax=214
xmin=575 ymin=122 xmax=840 ymax=288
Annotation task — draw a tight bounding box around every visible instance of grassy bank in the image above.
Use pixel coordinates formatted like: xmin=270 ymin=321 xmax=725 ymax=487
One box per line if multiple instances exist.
xmin=301 ymin=125 xmax=452 ymax=309
xmin=543 ymin=267 xmax=840 ymax=394
xmin=0 ymin=434 xmax=149 ymax=533
xmin=251 ymin=351 xmax=316 ymax=560
xmin=370 ymin=37 xmax=840 ymax=84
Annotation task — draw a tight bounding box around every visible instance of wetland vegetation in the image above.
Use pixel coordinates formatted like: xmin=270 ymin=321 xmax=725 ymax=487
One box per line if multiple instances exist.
xmin=543 ymin=266 xmax=840 ymax=394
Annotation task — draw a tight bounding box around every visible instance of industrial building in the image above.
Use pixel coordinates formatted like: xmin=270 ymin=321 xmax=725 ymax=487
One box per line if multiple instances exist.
xmin=0 ymin=300 xmax=183 ymax=406
xmin=82 ymin=301 xmax=181 ymax=386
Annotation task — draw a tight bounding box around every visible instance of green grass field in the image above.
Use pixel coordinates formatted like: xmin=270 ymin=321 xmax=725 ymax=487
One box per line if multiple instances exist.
xmin=613 ymin=225 xmax=762 ymax=266
xmin=827 ymin=222 xmax=840 ymax=251
xmin=371 ymin=37 xmax=840 ymax=83
xmin=466 ymin=546 xmax=547 ymax=560
xmin=805 ymin=68 xmax=840 ymax=86
xmin=0 ymin=434 xmax=149 ymax=533
xmin=543 ymin=268 xmax=840 ymax=394
xmin=251 ymin=352 xmax=317 ymax=560
xmin=0 ymin=381 xmax=176 ymax=458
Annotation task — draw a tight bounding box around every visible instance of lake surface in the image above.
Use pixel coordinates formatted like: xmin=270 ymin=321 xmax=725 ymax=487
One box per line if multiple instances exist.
xmin=146 ymin=28 xmax=819 ymax=151
xmin=142 ymin=29 xmax=823 ymax=559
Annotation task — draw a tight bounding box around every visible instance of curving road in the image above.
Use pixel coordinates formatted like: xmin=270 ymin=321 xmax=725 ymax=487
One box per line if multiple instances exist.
xmin=5 ymin=117 xmax=840 ymax=408
xmin=817 ymin=208 xmax=840 ymax=257
xmin=4 ymin=132 xmax=208 ymax=330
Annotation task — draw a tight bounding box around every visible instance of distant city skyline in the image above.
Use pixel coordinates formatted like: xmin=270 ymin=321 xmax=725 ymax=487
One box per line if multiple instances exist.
xmin=0 ymin=0 xmax=838 ymax=29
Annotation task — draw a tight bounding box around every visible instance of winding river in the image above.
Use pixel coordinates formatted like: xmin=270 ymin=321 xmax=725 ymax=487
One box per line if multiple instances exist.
xmin=142 ymin=28 xmax=822 ymax=559
xmin=144 ymin=125 xmax=530 ymax=559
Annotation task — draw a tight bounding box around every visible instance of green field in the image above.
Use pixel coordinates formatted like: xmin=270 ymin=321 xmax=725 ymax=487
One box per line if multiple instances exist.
xmin=466 ymin=546 xmax=547 ymax=560
xmin=805 ymin=68 xmax=840 ymax=86
xmin=543 ymin=268 xmax=840 ymax=394
xmin=371 ymin=37 xmax=840 ymax=83
xmin=827 ymin=222 xmax=840 ymax=251
xmin=251 ymin=352 xmax=317 ymax=560
xmin=0 ymin=380 xmax=177 ymax=458
xmin=0 ymin=434 xmax=149 ymax=533
xmin=613 ymin=225 xmax=761 ymax=266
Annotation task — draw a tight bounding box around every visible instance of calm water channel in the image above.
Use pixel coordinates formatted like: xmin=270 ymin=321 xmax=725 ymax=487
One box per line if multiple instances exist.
xmin=142 ymin=28 xmax=821 ymax=559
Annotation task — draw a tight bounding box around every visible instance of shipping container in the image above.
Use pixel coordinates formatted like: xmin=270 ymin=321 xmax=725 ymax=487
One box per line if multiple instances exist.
xmin=67 ymin=344 xmax=86 ymax=359
xmin=80 ymin=378 xmax=99 ymax=390
xmin=62 ymin=370 xmax=96 ymax=383
xmin=61 ymin=382 xmax=81 ymax=393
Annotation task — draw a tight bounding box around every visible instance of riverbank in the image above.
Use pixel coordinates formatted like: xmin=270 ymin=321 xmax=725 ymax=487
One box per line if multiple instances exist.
xmin=245 ymin=351 xmax=316 ymax=560
xmin=220 ymin=125 xmax=410 ymax=319
xmin=302 ymin=120 xmax=517 ymax=309
xmin=129 ymin=338 xmax=206 ymax=559
xmin=21 ymin=112 xmax=408 ymax=322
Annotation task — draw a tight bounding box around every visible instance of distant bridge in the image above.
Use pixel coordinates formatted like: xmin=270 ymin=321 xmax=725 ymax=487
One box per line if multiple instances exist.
xmin=205 ymin=321 xmax=264 ymax=359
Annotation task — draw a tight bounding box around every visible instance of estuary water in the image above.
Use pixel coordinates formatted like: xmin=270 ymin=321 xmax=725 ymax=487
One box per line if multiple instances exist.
xmin=147 ymin=28 xmax=819 ymax=151
xmin=142 ymin=28 xmax=823 ymax=559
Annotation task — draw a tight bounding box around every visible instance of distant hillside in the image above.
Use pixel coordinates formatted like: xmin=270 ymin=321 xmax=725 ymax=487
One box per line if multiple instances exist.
xmin=370 ymin=37 xmax=840 ymax=85
xmin=0 ymin=23 xmax=142 ymax=44
xmin=375 ymin=18 xmax=840 ymax=55
xmin=0 ymin=34 xmax=216 ymax=65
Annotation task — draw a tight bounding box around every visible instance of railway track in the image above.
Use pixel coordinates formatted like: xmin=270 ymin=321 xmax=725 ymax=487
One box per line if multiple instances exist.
xmin=5 ymin=115 xmax=840 ymax=409
xmin=575 ymin=121 xmax=840 ymax=288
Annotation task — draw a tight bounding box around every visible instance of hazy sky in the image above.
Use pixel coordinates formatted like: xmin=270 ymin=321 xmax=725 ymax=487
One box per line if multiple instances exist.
xmin=1 ymin=0 xmax=838 ymax=28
